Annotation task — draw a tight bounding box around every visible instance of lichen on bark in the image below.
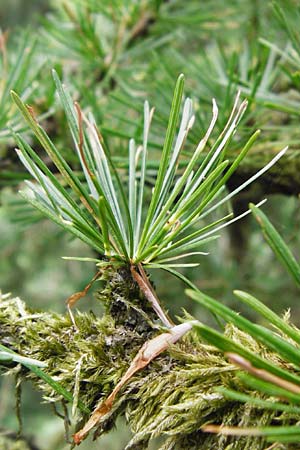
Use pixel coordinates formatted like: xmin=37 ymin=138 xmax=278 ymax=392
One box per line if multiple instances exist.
xmin=0 ymin=269 xmax=299 ymax=449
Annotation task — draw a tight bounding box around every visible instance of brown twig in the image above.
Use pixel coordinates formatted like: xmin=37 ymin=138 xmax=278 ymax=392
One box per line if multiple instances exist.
xmin=130 ymin=263 xmax=174 ymax=328
xmin=226 ymin=353 xmax=300 ymax=395
xmin=66 ymin=270 xmax=102 ymax=309
xmin=66 ymin=270 xmax=102 ymax=326
xmin=202 ymin=424 xmax=262 ymax=436
xmin=73 ymin=322 xmax=192 ymax=444
xmin=128 ymin=11 xmax=155 ymax=44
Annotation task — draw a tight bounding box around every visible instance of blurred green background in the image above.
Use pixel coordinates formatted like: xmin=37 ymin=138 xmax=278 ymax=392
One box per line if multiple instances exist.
xmin=0 ymin=1 xmax=300 ymax=449
xmin=0 ymin=0 xmax=50 ymax=26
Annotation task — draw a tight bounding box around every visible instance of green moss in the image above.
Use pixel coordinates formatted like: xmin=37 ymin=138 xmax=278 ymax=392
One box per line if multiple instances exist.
xmin=0 ymin=435 xmax=37 ymax=450
xmin=0 ymin=270 xmax=299 ymax=449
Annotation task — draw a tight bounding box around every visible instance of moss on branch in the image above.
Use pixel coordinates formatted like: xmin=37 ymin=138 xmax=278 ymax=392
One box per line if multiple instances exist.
xmin=0 ymin=270 xmax=299 ymax=449
xmin=0 ymin=434 xmax=38 ymax=450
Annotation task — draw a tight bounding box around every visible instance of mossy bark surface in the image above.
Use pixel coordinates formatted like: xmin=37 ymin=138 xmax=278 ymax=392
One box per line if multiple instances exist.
xmin=0 ymin=434 xmax=38 ymax=450
xmin=0 ymin=270 xmax=299 ymax=449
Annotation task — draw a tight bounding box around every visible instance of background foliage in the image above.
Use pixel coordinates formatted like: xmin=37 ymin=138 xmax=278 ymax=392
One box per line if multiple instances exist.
xmin=0 ymin=0 xmax=300 ymax=449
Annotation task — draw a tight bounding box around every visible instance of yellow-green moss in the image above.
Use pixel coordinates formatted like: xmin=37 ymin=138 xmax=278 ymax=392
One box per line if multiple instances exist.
xmin=0 ymin=269 xmax=299 ymax=449
xmin=0 ymin=435 xmax=37 ymax=450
